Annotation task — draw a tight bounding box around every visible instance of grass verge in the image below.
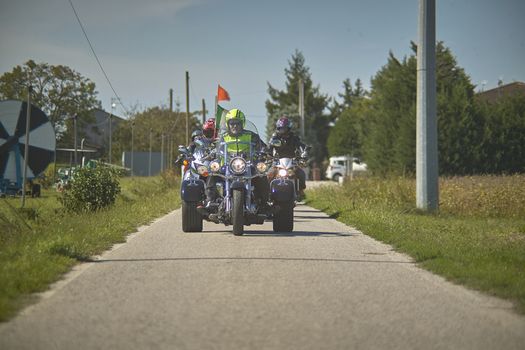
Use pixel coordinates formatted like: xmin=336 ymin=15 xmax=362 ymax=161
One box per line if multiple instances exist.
xmin=0 ymin=174 xmax=181 ymax=321
xmin=306 ymin=176 xmax=525 ymax=313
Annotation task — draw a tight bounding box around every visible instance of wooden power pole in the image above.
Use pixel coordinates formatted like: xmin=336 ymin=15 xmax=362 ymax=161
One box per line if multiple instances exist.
xmin=299 ymin=79 xmax=305 ymax=139
xmin=202 ymin=99 xmax=206 ymax=124
xmin=185 ymin=71 xmax=190 ymax=145
xmin=169 ymin=88 xmax=173 ymax=112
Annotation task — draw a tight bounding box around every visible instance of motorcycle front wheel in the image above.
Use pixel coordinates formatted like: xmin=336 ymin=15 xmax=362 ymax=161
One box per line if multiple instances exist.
xmin=232 ymin=189 xmax=244 ymax=236
xmin=273 ymin=201 xmax=294 ymax=232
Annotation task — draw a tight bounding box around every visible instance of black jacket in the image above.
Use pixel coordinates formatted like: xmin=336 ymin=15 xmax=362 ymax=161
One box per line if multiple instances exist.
xmin=268 ymin=132 xmax=306 ymax=158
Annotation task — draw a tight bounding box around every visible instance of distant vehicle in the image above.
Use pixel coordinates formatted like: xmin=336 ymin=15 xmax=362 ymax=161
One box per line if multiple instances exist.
xmin=325 ymin=156 xmax=367 ymax=182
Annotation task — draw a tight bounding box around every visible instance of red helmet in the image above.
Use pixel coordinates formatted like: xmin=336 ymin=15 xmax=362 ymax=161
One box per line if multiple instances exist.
xmin=203 ymin=118 xmax=216 ymax=138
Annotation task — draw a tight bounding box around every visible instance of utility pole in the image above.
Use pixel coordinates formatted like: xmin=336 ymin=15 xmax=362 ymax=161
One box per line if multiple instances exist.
xmin=149 ymin=128 xmax=152 ymax=176
xmin=80 ymin=138 xmax=85 ymax=167
xmin=161 ymin=133 xmax=165 ymax=172
xmin=109 ymin=98 xmax=116 ymax=164
xmin=214 ymin=96 xmax=218 ymax=120
xmin=131 ymin=121 xmax=134 ymax=176
xmin=202 ymin=98 xmax=206 ymax=124
xmin=416 ymin=0 xmax=438 ymax=211
xmin=185 ymin=71 xmax=190 ymax=145
xmin=169 ymin=88 xmax=173 ymax=112
xmin=21 ymin=86 xmax=32 ymax=208
xmin=166 ymin=135 xmax=170 ymax=169
xmin=298 ymin=79 xmax=305 ymax=139
xmin=169 ymin=136 xmax=173 ymax=169
xmin=73 ymin=114 xmax=78 ymax=166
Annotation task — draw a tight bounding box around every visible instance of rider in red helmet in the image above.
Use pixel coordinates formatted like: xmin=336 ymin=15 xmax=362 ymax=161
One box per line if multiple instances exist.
xmin=202 ymin=118 xmax=217 ymax=140
xmin=187 ymin=118 xmax=217 ymax=154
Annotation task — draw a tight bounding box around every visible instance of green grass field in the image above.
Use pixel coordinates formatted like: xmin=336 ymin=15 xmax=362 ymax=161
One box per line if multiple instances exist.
xmin=0 ymin=173 xmax=181 ymax=321
xmin=306 ymin=175 xmax=525 ymax=313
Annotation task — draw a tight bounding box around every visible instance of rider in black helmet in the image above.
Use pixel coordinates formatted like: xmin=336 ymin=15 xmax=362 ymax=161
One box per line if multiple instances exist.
xmin=268 ymin=116 xmax=308 ymax=199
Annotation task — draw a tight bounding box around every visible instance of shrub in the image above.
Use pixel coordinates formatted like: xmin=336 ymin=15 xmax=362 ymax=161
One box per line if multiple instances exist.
xmin=160 ymin=168 xmax=181 ymax=188
xmin=37 ymin=163 xmax=56 ymax=189
xmin=61 ymin=166 xmax=121 ymax=212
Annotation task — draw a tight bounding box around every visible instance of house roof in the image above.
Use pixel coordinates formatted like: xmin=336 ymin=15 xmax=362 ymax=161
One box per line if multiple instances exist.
xmin=80 ymin=108 xmax=125 ymax=149
xmin=476 ymin=82 xmax=525 ymax=103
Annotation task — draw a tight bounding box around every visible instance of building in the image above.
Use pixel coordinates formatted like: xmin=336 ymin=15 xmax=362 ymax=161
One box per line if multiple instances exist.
xmin=82 ymin=108 xmax=125 ymax=150
xmin=476 ymin=81 xmax=525 ymax=103
xmin=56 ymin=108 xmax=124 ymax=165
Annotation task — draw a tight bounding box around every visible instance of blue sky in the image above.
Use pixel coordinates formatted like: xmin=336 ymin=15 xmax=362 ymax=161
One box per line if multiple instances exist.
xmin=1 ymin=0 xmax=524 ymax=139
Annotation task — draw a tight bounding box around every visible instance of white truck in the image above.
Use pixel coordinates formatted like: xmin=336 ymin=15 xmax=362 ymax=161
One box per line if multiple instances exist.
xmin=325 ymin=156 xmax=367 ymax=182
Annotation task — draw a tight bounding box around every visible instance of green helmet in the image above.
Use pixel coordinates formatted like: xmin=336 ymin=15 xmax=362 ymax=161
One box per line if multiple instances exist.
xmin=225 ymin=108 xmax=246 ymax=127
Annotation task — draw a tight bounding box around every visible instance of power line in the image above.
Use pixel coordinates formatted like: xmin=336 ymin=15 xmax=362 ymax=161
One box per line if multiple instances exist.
xmin=67 ymin=0 xmax=129 ymax=116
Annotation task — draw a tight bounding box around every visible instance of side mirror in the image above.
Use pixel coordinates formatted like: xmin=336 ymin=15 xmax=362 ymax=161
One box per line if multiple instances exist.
xmin=269 ymin=138 xmax=282 ymax=147
xmin=178 ymin=145 xmax=189 ymax=155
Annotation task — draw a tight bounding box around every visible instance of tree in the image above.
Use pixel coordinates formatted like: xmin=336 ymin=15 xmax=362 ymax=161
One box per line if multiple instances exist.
xmin=476 ymin=94 xmax=525 ymax=173
xmin=327 ymin=79 xmax=368 ymax=158
xmin=266 ymin=50 xmax=330 ymax=163
xmin=0 ymin=60 xmax=101 ymax=140
xmin=433 ymin=43 xmax=482 ymax=175
xmin=360 ymin=42 xmax=482 ymax=176
xmin=112 ymin=104 xmax=200 ymax=165
xmin=362 ymin=51 xmax=417 ymax=175
xmin=327 ymin=97 xmax=371 ymax=158
xmin=328 ymin=78 xmax=367 ymax=125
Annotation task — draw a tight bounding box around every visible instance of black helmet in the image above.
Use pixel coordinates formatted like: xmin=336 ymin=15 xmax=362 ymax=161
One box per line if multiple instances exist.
xmin=191 ymin=129 xmax=203 ymax=141
xmin=276 ymin=116 xmax=292 ymax=136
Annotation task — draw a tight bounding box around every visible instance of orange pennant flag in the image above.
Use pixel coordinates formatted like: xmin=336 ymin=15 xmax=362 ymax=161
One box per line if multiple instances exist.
xmin=217 ymin=84 xmax=230 ymax=101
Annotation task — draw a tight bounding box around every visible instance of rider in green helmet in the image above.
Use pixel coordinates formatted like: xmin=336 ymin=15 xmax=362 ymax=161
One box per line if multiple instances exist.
xmin=203 ymin=108 xmax=270 ymax=213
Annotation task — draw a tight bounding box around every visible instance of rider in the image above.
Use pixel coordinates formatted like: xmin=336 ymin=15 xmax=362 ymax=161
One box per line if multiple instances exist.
xmin=203 ymin=108 xmax=270 ymax=212
xmin=268 ymin=116 xmax=308 ymax=199
xmin=188 ymin=118 xmax=216 ymax=154
xmin=202 ymin=118 xmax=217 ymax=140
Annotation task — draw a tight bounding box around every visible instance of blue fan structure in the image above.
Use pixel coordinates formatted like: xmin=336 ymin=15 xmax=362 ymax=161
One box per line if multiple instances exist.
xmin=0 ymin=100 xmax=55 ymax=193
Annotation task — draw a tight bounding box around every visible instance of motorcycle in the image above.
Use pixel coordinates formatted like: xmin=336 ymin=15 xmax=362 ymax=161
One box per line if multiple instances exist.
xmin=267 ymin=140 xmax=310 ymax=232
xmin=194 ymin=120 xmax=276 ymax=236
xmin=178 ymin=138 xmax=214 ymax=232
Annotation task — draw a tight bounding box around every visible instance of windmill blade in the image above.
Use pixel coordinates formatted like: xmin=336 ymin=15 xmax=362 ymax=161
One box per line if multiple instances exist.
xmin=0 ymin=100 xmax=23 ymax=136
xmin=0 ymin=122 xmax=8 ymax=140
xmin=16 ymin=102 xmax=51 ymax=137
xmin=0 ymin=151 xmax=17 ymax=180
xmin=17 ymin=143 xmax=54 ymax=176
xmin=18 ymin=122 xmax=55 ymax=151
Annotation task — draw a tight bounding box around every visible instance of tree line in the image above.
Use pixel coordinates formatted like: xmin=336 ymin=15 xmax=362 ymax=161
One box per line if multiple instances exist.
xmin=0 ymin=60 xmax=199 ymax=164
xmin=266 ymin=45 xmax=525 ymax=175
xmin=2 ymin=45 xmax=524 ymax=175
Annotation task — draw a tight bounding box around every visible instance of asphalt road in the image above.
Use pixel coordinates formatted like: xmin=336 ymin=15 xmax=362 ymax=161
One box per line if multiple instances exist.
xmin=1 ymin=201 xmax=524 ymax=350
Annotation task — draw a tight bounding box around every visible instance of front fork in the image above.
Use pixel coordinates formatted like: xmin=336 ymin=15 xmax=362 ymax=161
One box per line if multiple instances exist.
xmin=225 ymin=178 xmax=254 ymax=215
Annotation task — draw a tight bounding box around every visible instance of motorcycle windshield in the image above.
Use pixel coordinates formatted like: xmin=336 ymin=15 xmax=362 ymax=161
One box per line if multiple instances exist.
xmin=278 ymin=158 xmax=294 ymax=168
xmin=218 ymin=117 xmax=259 ymax=136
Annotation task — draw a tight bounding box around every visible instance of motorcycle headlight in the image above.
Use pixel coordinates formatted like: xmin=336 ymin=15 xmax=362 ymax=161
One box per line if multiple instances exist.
xmin=197 ymin=165 xmax=209 ymax=176
xmin=287 ymin=169 xmax=294 ymax=176
xmin=230 ymin=157 xmax=247 ymax=174
xmin=278 ymin=169 xmax=287 ymax=177
xmin=210 ymin=161 xmax=220 ymax=172
xmin=256 ymin=162 xmax=268 ymax=173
